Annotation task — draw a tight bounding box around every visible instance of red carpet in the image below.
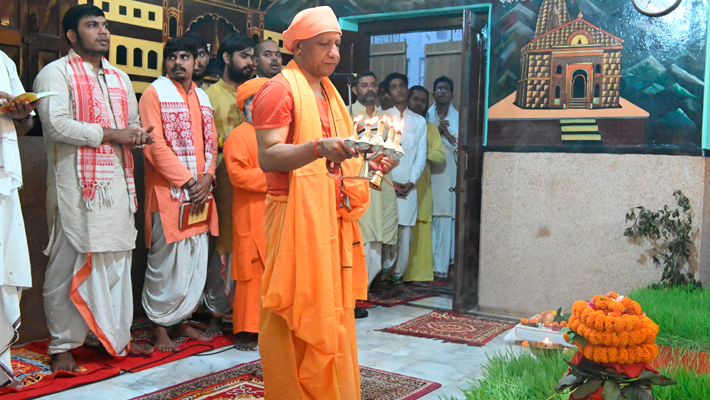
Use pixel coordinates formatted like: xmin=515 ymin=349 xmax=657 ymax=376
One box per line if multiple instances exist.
xmin=0 ymin=319 xmax=232 ymax=399
xmin=131 ymin=360 xmax=442 ymax=400
xmin=380 ymin=310 xmax=515 ymax=346
xmin=360 ymin=287 xmax=436 ymax=307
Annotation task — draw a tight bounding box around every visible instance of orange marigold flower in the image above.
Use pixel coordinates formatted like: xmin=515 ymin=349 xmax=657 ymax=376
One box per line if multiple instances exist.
xmin=584 ymin=344 xmax=595 ymax=360
xmin=522 ymin=340 xmax=529 ymax=347
xmin=520 ymin=318 xmax=528 ymax=324
xmin=563 ymin=333 xmax=570 ymax=342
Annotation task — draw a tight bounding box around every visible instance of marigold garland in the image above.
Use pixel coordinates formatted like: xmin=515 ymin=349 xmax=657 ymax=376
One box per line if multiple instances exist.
xmin=565 ymin=292 xmax=659 ymax=364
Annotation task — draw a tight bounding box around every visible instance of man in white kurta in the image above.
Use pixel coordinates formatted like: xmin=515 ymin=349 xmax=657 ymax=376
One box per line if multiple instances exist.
xmin=351 ymin=72 xmax=398 ymax=292
xmin=0 ymin=50 xmax=36 ymax=388
xmin=382 ymin=73 xmax=427 ymax=284
xmin=35 ymin=4 xmax=155 ymax=372
xmin=426 ymin=76 xmax=459 ymax=279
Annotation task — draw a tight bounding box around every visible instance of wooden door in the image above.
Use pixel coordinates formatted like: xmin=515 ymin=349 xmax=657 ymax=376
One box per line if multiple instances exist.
xmin=332 ymin=29 xmax=367 ymax=109
xmin=452 ymin=9 xmax=487 ymax=314
xmin=26 ymin=0 xmax=74 ymax=91
xmin=0 ymin=0 xmax=28 ymax=80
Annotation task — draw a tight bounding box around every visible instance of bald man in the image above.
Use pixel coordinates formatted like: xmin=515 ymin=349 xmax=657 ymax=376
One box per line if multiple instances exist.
xmin=253 ymin=39 xmax=282 ymax=79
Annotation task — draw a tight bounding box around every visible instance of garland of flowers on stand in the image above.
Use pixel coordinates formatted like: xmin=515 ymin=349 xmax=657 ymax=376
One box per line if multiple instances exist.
xmin=555 ymin=292 xmax=675 ymax=400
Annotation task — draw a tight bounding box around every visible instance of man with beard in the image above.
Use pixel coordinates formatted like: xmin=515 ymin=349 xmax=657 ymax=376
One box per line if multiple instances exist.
xmin=139 ymin=36 xmax=218 ymax=351
xmin=403 ymin=85 xmax=445 ymax=284
xmin=253 ymin=39 xmax=281 ymax=79
xmin=186 ymin=33 xmax=210 ymax=89
xmin=381 ymin=73 xmax=427 ymax=286
xmin=34 ymin=4 xmax=155 ymax=372
xmin=202 ymin=33 xmax=254 ymax=336
xmin=427 ymin=76 xmax=458 ymax=281
xmin=350 ymin=71 xmax=397 ymax=316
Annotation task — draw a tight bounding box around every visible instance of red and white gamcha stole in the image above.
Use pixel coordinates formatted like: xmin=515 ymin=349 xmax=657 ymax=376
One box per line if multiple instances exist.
xmin=150 ymin=76 xmax=214 ymax=201
xmin=66 ymin=50 xmax=138 ymax=212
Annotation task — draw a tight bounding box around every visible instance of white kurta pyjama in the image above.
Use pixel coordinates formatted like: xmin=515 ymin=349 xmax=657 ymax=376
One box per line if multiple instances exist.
xmin=384 ymin=107 xmax=428 ymax=279
xmin=142 ymin=212 xmax=209 ymax=326
xmin=34 ymin=55 xmax=140 ymax=357
xmin=427 ymin=104 xmax=459 ymax=277
xmin=0 ymin=50 xmax=32 ymax=385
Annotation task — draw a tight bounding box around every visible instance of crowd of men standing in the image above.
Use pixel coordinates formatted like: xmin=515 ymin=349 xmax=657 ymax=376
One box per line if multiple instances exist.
xmin=0 ymin=4 xmax=458 ymax=398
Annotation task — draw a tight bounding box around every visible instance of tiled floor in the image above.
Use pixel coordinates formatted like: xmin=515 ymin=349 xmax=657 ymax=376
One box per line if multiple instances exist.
xmin=36 ymin=296 xmax=519 ymax=400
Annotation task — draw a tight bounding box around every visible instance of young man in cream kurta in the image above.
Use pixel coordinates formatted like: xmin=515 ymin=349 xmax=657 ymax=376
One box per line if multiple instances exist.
xmin=35 ymin=4 xmax=155 ymax=373
xmin=426 ymin=76 xmax=459 ymax=280
xmin=382 ymin=73 xmax=428 ymax=285
xmin=0 ymin=50 xmax=37 ymax=388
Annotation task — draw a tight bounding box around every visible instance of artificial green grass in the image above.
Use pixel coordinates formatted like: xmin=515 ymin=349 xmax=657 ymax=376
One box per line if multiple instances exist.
xmin=447 ymin=349 xmax=710 ymax=400
xmin=629 ymin=285 xmax=710 ymax=352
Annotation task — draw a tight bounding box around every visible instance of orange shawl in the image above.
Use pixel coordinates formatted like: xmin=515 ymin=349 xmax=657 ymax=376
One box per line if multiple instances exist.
xmin=260 ymin=60 xmax=370 ymax=386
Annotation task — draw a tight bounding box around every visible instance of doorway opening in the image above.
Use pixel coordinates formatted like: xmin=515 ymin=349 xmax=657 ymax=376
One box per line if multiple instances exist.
xmin=338 ymin=6 xmax=490 ymax=313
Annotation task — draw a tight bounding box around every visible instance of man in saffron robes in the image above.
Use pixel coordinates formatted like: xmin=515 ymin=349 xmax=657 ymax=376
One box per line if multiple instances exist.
xmin=35 ymin=4 xmax=155 ymax=372
xmin=202 ymin=33 xmax=254 ymax=335
xmin=403 ymin=86 xmax=445 ymax=284
xmin=427 ymin=76 xmax=458 ymax=280
xmin=350 ymin=71 xmax=397 ymax=314
xmin=140 ymin=36 xmax=218 ymax=351
xmin=252 ymin=7 xmax=393 ymax=399
xmin=223 ymin=77 xmax=268 ymax=351
xmin=0 ymin=50 xmax=37 ymax=388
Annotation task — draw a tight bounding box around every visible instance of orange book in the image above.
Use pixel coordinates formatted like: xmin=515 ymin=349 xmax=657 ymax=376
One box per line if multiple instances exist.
xmin=179 ymin=196 xmax=213 ymax=230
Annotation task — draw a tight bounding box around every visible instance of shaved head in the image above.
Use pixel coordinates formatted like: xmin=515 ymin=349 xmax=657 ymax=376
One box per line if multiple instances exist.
xmin=253 ymin=39 xmax=282 ymax=78
xmin=255 ymin=39 xmax=277 ymax=54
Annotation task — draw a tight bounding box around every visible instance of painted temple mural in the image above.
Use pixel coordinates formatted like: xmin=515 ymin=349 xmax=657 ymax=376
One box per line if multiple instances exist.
xmin=488 ymin=0 xmax=707 ymax=150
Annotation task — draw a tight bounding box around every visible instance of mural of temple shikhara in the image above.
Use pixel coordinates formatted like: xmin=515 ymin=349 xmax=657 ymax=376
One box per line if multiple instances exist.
xmin=515 ymin=0 xmax=623 ymax=110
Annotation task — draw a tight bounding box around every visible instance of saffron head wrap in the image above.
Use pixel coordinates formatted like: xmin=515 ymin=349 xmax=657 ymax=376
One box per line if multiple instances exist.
xmin=236 ymin=78 xmax=269 ymax=110
xmin=282 ymin=6 xmax=342 ymax=53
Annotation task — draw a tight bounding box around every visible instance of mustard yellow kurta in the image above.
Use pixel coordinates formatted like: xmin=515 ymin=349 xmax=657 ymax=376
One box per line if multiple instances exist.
xmin=404 ymin=121 xmax=445 ymax=282
xmin=205 ymin=79 xmax=246 ymax=255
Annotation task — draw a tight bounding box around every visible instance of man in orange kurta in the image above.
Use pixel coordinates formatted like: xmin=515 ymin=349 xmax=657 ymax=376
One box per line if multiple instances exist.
xmin=251 ymin=7 xmax=394 ymax=399
xmin=139 ymin=36 xmax=218 ymax=352
xmin=223 ymin=77 xmax=268 ymax=351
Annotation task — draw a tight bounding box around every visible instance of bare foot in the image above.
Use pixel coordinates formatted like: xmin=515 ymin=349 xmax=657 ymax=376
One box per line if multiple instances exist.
xmin=411 ymin=281 xmax=432 ymax=288
xmin=173 ymin=322 xmax=212 ymax=342
xmin=152 ymin=324 xmax=178 ymax=352
xmin=206 ymin=316 xmax=225 ymax=336
xmin=50 ymin=351 xmax=81 ymax=373
xmin=128 ymin=341 xmax=155 ymax=357
xmin=233 ymin=332 xmax=258 ymax=351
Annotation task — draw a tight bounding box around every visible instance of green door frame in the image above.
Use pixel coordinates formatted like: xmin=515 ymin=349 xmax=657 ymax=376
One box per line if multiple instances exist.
xmin=339 ymin=4 xmax=492 ymax=144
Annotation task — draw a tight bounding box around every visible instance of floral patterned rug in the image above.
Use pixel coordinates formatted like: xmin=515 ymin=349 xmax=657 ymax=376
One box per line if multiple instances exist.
xmin=131 ymin=360 xmax=441 ymax=400
xmin=380 ymin=310 xmax=515 ymax=346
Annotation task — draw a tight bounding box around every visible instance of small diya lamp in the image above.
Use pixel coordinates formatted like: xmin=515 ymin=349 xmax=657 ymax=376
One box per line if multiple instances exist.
xmin=529 ymin=338 xmax=567 ymax=358
xmin=369 ymin=116 xmax=386 ymax=152
xmin=392 ymin=121 xmax=405 ymax=160
xmin=357 ymin=116 xmax=376 ymax=150
xmin=345 ymin=115 xmax=363 ymax=148
xmin=383 ymin=117 xmax=398 ymax=157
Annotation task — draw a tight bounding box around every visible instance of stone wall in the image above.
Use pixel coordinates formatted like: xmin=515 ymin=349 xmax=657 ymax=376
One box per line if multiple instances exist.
xmin=478 ymin=152 xmax=710 ymax=317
